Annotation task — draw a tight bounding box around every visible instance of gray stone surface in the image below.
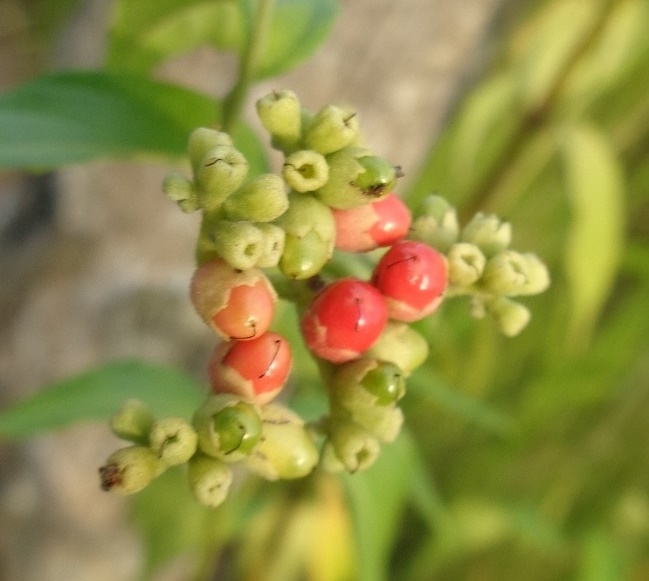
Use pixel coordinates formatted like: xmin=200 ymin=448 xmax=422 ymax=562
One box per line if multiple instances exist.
xmin=0 ymin=0 xmax=507 ymax=578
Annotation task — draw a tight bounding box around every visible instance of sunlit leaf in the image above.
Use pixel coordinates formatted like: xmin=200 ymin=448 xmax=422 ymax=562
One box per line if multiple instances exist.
xmin=561 ymin=124 xmax=625 ymax=347
xmin=107 ymin=0 xmax=338 ymax=80
xmin=0 ymin=360 xmax=204 ymax=439
xmin=0 ymin=71 xmax=217 ymax=168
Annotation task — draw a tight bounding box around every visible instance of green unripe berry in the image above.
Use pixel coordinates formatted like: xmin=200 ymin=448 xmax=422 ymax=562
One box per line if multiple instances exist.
xmin=325 ymin=421 xmax=380 ymax=473
xmin=255 ymin=222 xmax=286 ymax=268
xmin=149 ymin=417 xmax=198 ymax=466
xmin=109 ymin=399 xmax=154 ymax=446
xmin=245 ymin=404 xmax=318 ymax=480
xmin=447 ymin=242 xmax=487 ymax=287
xmin=481 ymin=250 xmax=550 ymax=296
xmin=485 ymin=296 xmax=531 ymax=337
xmin=196 ymin=146 xmax=249 ymax=213
xmin=360 ymin=362 xmax=406 ymax=406
xmin=365 ymin=322 xmax=429 ymax=377
xmin=99 ymin=446 xmax=165 ymax=495
xmin=162 ymin=173 xmax=199 ymax=212
xmin=256 ymin=90 xmax=302 ymax=152
xmin=223 ymin=174 xmax=288 ymax=222
xmin=282 ymin=150 xmax=329 ymax=192
xmin=188 ymin=127 xmax=233 ymax=175
xmin=275 ymin=192 xmax=336 ymax=240
xmin=351 ymin=155 xmax=398 ymax=198
xmin=409 ymin=195 xmax=459 ymax=253
xmin=196 ymin=217 xmax=264 ymax=270
xmin=188 ymin=453 xmax=233 ymax=508
xmin=303 ymin=104 xmax=359 ymax=155
xmin=279 ymin=230 xmax=333 ymax=280
xmin=461 ymin=212 xmax=512 ymax=257
xmin=193 ymin=395 xmax=262 ymax=462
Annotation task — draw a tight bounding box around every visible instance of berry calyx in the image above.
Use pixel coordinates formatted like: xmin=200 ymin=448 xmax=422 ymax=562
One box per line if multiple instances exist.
xmin=372 ymin=240 xmax=448 ymax=322
xmin=301 ymin=278 xmax=388 ymax=363
xmin=333 ymin=192 xmax=411 ymax=252
xmin=209 ymin=332 xmax=292 ymax=405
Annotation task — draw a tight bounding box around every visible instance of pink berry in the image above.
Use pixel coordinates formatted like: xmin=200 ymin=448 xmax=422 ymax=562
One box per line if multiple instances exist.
xmin=333 ymin=193 xmax=411 ymax=252
xmin=191 ymin=259 xmax=276 ymax=340
xmin=209 ymin=332 xmax=292 ymax=405
xmin=372 ymin=240 xmax=447 ymax=322
xmin=301 ymin=278 xmax=388 ymax=363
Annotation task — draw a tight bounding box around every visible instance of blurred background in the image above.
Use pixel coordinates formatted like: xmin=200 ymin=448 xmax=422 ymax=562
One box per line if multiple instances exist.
xmin=1 ymin=0 xmax=649 ymax=579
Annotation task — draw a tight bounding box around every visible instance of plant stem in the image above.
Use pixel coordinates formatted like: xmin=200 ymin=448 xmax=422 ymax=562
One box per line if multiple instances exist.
xmin=222 ymin=0 xmax=276 ymax=133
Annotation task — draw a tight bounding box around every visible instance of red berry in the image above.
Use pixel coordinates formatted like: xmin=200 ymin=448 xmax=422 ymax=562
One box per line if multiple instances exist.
xmin=191 ymin=259 xmax=276 ymax=340
xmin=301 ymin=278 xmax=388 ymax=363
xmin=372 ymin=240 xmax=447 ymax=322
xmin=333 ymin=193 xmax=411 ymax=252
xmin=209 ymin=332 xmax=292 ymax=405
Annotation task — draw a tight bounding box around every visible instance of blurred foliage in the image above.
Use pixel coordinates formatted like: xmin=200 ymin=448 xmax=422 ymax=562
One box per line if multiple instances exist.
xmin=1 ymin=0 xmax=649 ymax=579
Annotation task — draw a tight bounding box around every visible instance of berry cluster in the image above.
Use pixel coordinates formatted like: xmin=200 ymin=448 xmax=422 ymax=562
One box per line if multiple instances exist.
xmin=99 ymin=90 xmax=549 ymax=506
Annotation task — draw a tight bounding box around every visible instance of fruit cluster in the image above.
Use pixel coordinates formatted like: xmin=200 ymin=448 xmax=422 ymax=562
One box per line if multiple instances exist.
xmin=99 ymin=90 xmax=549 ymax=506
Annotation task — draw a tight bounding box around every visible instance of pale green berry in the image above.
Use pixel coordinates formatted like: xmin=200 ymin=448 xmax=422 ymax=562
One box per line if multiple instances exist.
xmin=255 ymin=223 xmax=286 ymax=268
xmin=256 ymin=90 xmax=302 ymax=152
xmin=486 ymin=296 xmax=532 ymax=337
xmin=193 ymin=395 xmax=262 ymax=463
xmin=149 ymin=417 xmax=198 ymax=466
xmin=99 ymin=446 xmax=165 ymax=495
xmin=196 ymin=146 xmax=249 ymax=213
xmin=365 ymin=322 xmax=429 ymax=377
xmin=187 ymin=453 xmax=233 ymax=508
xmin=109 ymin=399 xmax=154 ymax=446
xmin=188 ymin=127 xmax=233 ymax=175
xmin=222 ymin=174 xmax=288 ymax=222
xmin=461 ymin=212 xmax=512 ymax=257
xmin=481 ymin=250 xmax=550 ymax=296
xmin=303 ymin=104 xmax=359 ymax=155
xmin=447 ymin=242 xmax=487 ymax=287
xmin=196 ymin=217 xmax=264 ymax=270
xmin=244 ymin=404 xmax=319 ymax=480
xmin=282 ymin=150 xmax=329 ymax=192
xmin=409 ymin=195 xmax=459 ymax=253
xmin=162 ymin=173 xmax=199 ymax=212
xmin=326 ymin=421 xmax=381 ymax=473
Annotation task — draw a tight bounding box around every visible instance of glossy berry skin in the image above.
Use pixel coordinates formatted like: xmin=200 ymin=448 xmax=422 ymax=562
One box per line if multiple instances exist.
xmin=209 ymin=332 xmax=292 ymax=405
xmin=301 ymin=278 xmax=388 ymax=363
xmin=333 ymin=193 xmax=411 ymax=253
xmin=191 ymin=260 xmax=276 ymax=340
xmin=372 ymin=240 xmax=447 ymax=322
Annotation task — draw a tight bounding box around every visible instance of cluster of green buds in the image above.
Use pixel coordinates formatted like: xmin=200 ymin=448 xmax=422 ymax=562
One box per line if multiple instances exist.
xmin=410 ymin=195 xmax=550 ymax=336
xmin=100 ymin=90 xmax=550 ymax=506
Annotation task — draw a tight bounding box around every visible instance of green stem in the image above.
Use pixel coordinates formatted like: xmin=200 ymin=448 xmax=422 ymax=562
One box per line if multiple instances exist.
xmin=222 ymin=0 xmax=276 ymax=132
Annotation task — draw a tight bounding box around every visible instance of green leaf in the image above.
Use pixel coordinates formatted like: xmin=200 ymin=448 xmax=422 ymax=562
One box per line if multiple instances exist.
xmin=0 ymin=71 xmax=218 ymax=168
xmin=561 ymin=124 xmax=625 ymax=347
xmin=577 ymin=531 xmax=628 ymax=581
xmin=0 ymin=360 xmax=204 ymax=439
xmin=341 ymin=431 xmax=418 ymax=581
xmin=107 ymin=0 xmax=338 ymax=80
xmin=256 ymin=0 xmax=338 ymax=79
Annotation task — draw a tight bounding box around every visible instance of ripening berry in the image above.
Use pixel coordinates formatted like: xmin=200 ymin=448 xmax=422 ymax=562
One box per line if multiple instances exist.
xmin=372 ymin=240 xmax=447 ymax=322
xmin=208 ymin=332 xmax=292 ymax=405
xmin=191 ymin=259 xmax=276 ymax=340
xmin=301 ymin=278 xmax=388 ymax=363
xmin=333 ymin=193 xmax=411 ymax=252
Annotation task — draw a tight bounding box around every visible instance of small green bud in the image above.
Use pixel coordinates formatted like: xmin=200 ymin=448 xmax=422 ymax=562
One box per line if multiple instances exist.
xmin=303 ymin=104 xmax=360 ymax=155
xmin=256 ymin=90 xmax=302 ymax=152
xmin=255 ymin=222 xmax=286 ymax=268
xmin=188 ymin=453 xmax=233 ymax=508
xmin=245 ymin=404 xmax=319 ymax=480
xmin=315 ymin=148 xmax=397 ymax=209
xmin=149 ymin=417 xmax=198 ymax=466
xmin=109 ymin=399 xmax=154 ymax=446
xmin=196 ymin=146 xmax=249 ymax=213
xmin=485 ymin=296 xmax=531 ymax=337
xmin=282 ymin=150 xmax=330 ymax=192
xmin=409 ymin=195 xmax=459 ymax=253
xmin=99 ymin=446 xmax=164 ymax=495
xmin=196 ymin=218 xmax=264 ymax=270
xmin=360 ymin=362 xmax=406 ymax=406
xmin=223 ymin=174 xmax=288 ymax=222
xmin=332 ymin=359 xmax=405 ymax=407
xmin=275 ymin=192 xmax=336 ymax=241
xmin=279 ymin=230 xmax=332 ymax=279
xmin=193 ymin=395 xmax=262 ymax=462
xmin=481 ymin=250 xmax=550 ymax=296
xmin=447 ymin=242 xmax=487 ymax=287
xmin=461 ymin=212 xmax=512 ymax=257
xmin=326 ymin=421 xmax=381 ymax=473
xmin=188 ymin=127 xmax=233 ymax=174
xmin=162 ymin=173 xmax=199 ymax=212
xmin=365 ymin=322 xmax=429 ymax=376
